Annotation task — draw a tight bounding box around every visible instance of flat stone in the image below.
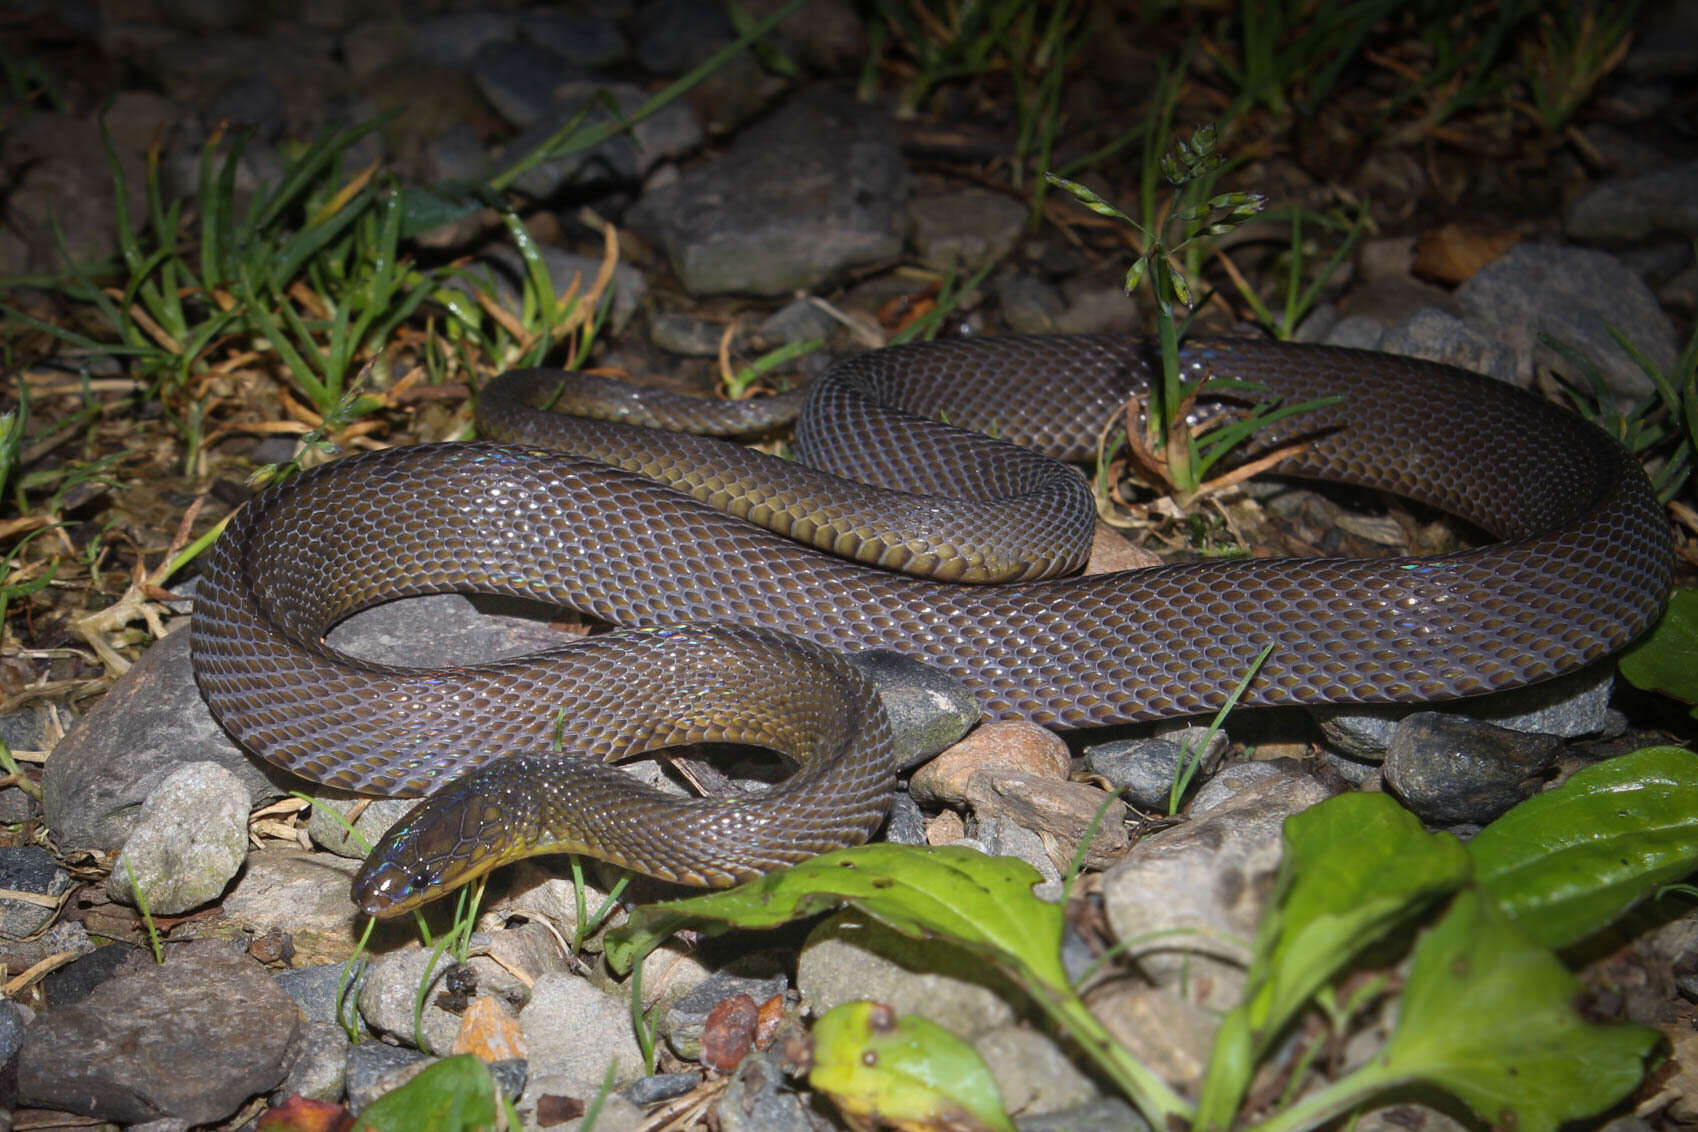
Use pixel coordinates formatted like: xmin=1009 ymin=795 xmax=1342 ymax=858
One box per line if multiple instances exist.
xmin=16 ymin=939 xmax=301 ymax=1125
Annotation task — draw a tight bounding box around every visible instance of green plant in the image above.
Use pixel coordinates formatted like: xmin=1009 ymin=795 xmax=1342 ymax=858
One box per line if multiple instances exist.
xmin=1049 ymin=131 xmax=1337 ymax=500
xmin=1518 ymin=0 xmax=1643 ymax=132
xmin=1206 ymin=0 xmax=1403 ymax=124
xmin=1618 ymin=588 xmax=1698 ymax=719
xmin=1216 ymin=203 xmax=1370 ymax=342
xmin=1543 ymin=310 xmax=1698 ymax=506
xmin=1170 ymin=642 xmax=1272 ymax=815
xmin=607 ymin=746 xmax=1693 ymax=1130
xmin=122 ymin=858 xmax=163 ymax=964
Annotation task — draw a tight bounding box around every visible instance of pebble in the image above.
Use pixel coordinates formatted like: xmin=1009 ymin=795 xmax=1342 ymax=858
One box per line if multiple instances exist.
xmin=1100 ymin=765 xmax=1334 ymax=1012
xmin=974 ymin=1024 xmax=1100 ymax=1116
xmin=798 ymin=911 xmax=1018 ymax=1041
xmin=1382 ymin=711 xmax=1563 ymax=825
xmin=910 ymin=720 xmax=1070 ymax=808
xmin=16 ymin=939 xmax=301 ymax=1125
xmin=0 ymin=845 xmax=73 ymax=938
xmin=519 ymin=972 xmax=647 ymax=1095
xmin=1084 ymin=726 xmax=1228 ymax=812
xmin=964 ymin=770 xmax=1127 ymax=871
xmin=663 ymin=954 xmax=788 ymax=1060
xmin=106 ymin=761 xmax=248 ymax=915
xmin=845 ymin=648 xmax=981 ymax=769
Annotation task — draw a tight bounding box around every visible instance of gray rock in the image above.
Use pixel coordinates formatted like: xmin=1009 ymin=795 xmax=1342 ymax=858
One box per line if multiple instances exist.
xmin=883 ymin=791 xmax=927 ymax=846
xmin=975 ymin=1024 xmax=1099 ymax=1116
xmin=275 ymin=959 xmax=369 ymax=1034
xmin=0 ymin=845 xmax=72 ymax=938
xmin=106 ymin=761 xmax=248 ymax=914
xmin=998 ymin=271 xmax=1068 ymax=335
xmin=502 ymin=80 xmax=702 ymax=199
xmin=1455 ymin=243 xmax=1676 ymax=399
xmin=1314 ymin=661 xmax=1617 ymax=757
xmin=275 ymin=1020 xmax=351 ymax=1103
xmin=714 ymin=1048 xmax=811 ymax=1132
xmin=627 ymin=88 xmax=908 ymax=295
xmin=623 ymin=1072 xmax=700 ymax=1105
xmin=344 ymin=1041 xmax=429 ymax=1112
xmin=520 ymin=972 xmax=646 ymax=1094
xmin=1382 ymin=712 xmax=1562 ymax=826
xmin=43 ymin=628 xmax=295 ymax=852
xmin=651 ymin=312 xmax=728 ymax=356
xmin=41 ymin=941 xmax=145 ymax=1007
xmin=908 ymin=189 xmax=1027 ymax=273
xmin=1378 ymin=307 xmax=1520 ymax=383
xmin=1101 ymin=764 xmax=1334 ymax=1012
xmin=975 ymin=816 xmax=1061 ymax=884
xmin=218 ymin=849 xmax=366 ymax=965
xmin=634 ymin=0 xmax=731 ymax=74
xmin=1566 ymin=160 xmax=1698 ymax=243
xmin=410 ymin=11 xmax=518 ymax=69
xmin=204 ymin=74 xmax=284 ymax=142
xmin=845 ymin=647 xmax=980 ymax=769
xmin=0 ymin=996 xmax=26 ymax=1063
xmin=798 ymin=911 xmax=1018 ymax=1041
xmin=1017 ymin=1098 xmax=1149 ymax=1132
xmin=1084 ymin=726 xmax=1228 ymax=813
xmin=16 ymin=939 xmax=301 ymax=1125
xmin=357 ymin=948 xmax=474 ymax=1054
xmin=758 ymin=298 xmax=838 ymax=346
xmin=518 ymin=11 xmax=628 ymax=69
xmin=473 ymin=40 xmax=588 ymax=129
xmin=663 ymin=954 xmax=788 ymax=1060
xmin=306 ymin=793 xmax=415 ymax=860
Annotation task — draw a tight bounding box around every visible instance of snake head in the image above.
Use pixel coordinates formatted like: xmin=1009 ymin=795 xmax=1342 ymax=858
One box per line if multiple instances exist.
xmin=352 ymin=771 xmax=535 ymax=919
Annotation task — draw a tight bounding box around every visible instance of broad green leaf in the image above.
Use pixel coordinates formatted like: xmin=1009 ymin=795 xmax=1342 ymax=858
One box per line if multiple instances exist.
xmin=350 ymin=1054 xmax=498 ymax=1132
xmin=1471 ymin=745 xmax=1698 ymax=948
xmin=1377 ymin=890 xmax=1657 ymax=1132
xmin=810 ymin=1001 xmax=1015 ymax=1132
xmin=607 ymin=844 xmax=1068 ymax=989
xmin=605 ymin=844 xmax=1193 ymax=1127
xmin=1195 ymin=793 xmax=1470 ymax=1129
xmin=1618 ymin=589 xmax=1698 ymax=716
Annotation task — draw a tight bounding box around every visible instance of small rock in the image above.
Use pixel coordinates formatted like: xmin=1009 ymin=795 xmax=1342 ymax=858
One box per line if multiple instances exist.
xmin=651 ymin=311 xmax=728 ymax=356
xmin=1455 ymin=243 xmax=1674 ymax=399
xmin=1086 ymin=981 xmax=1216 ymax=1094
xmin=845 ymin=648 xmax=980 ymax=769
xmin=0 ymin=845 xmax=73 ymax=938
xmin=274 ymin=1020 xmax=350 ymax=1103
xmin=663 ymin=954 xmax=788 ymax=1061
xmin=700 ymin=993 xmax=761 ymax=1074
xmin=521 ymin=972 xmax=646 ymax=1095
xmin=274 ymin=960 xmax=369 ymax=1034
xmin=911 ymin=721 xmax=1070 ymax=808
xmin=357 ymin=948 xmax=471 ymax=1055
xmin=798 ymin=911 xmax=1017 ymax=1041
xmin=1084 ymin=726 xmax=1227 ymax=813
xmin=973 ymin=817 xmax=1061 ymax=885
xmin=0 ymin=996 xmax=27 ymax=1064
xmin=908 ymin=188 xmax=1027 ymax=273
xmin=1315 ymin=662 xmax=1617 ymax=755
xmin=974 ymin=1025 xmax=1099 ymax=1116
xmin=998 ymin=271 xmax=1068 ymax=335
xmin=965 ymin=770 xmax=1128 ymax=871
xmin=626 ymin=89 xmax=908 ymax=296
xmin=926 ymin=808 xmax=966 ymax=844
xmin=107 ymin=761 xmax=249 ymax=914
xmin=518 ymin=11 xmax=628 ymax=68
xmin=344 ymin=1041 xmax=429 ymax=1112
xmin=217 ymin=848 xmax=365 ymax=967
xmin=41 ymin=941 xmax=147 ymax=1007
xmin=624 ymin=1072 xmax=701 ymax=1106
xmin=1100 ymin=765 xmax=1334 ymax=1012
xmin=1382 ymin=712 xmax=1561 ymax=825
xmin=453 ymin=995 xmax=526 ymax=1062
xmin=757 ymin=298 xmax=837 ymax=346
xmin=714 ymin=1047 xmax=811 ymax=1132
xmin=16 ymin=939 xmax=301 ymax=1126
xmin=1016 ymin=1097 xmax=1149 ymax=1131
xmin=884 ymin=791 xmax=927 ymax=845
xmin=1565 ymin=159 xmax=1698 ymax=243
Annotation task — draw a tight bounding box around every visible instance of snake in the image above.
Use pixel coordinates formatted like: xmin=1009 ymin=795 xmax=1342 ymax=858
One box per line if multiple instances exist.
xmin=189 ymin=334 xmax=1673 ymax=917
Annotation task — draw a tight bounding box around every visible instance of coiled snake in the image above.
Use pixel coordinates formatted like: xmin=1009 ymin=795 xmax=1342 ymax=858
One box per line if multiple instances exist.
xmin=189 ymin=335 xmax=1673 ymax=915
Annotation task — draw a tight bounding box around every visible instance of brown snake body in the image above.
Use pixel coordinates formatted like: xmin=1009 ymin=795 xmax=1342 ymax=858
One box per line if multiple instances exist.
xmin=189 ymin=335 xmax=1673 ymax=914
